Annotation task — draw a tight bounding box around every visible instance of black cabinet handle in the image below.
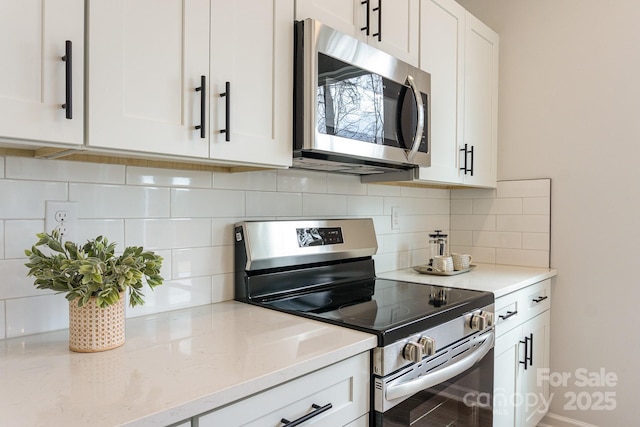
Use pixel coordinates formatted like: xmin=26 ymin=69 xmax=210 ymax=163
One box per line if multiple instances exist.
xmin=519 ymin=336 xmax=529 ymax=370
xmin=372 ymin=0 xmax=382 ymax=41
xmin=528 ymin=333 xmax=534 ymax=367
xmin=61 ymin=40 xmax=72 ymax=119
xmin=532 ymin=296 xmax=548 ymax=304
xmin=195 ymin=76 xmax=206 ymax=139
xmin=361 ymin=0 xmax=370 ymax=35
xmin=220 ymin=81 xmax=230 ymax=141
xmin=281 ymin=403 xmax=332 ymax=426
xmin=459 ymin=144 xmax=474 ymax=176
xmin=498 ymin=310 xmax=518 ymax=321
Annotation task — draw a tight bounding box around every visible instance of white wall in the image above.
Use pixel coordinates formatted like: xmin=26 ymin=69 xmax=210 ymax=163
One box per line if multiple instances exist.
xmin=456 ymin=0 xmax=640 ymax=424
xmin=0 ymin=156 xmax=450 ymax=339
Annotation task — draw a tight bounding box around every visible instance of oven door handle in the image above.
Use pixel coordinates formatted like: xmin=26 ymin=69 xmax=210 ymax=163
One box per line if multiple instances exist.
xmin=405 ymin=74 xmax=425 ymax=163
xmin=386 ymin=331 xmax=494 ymax=402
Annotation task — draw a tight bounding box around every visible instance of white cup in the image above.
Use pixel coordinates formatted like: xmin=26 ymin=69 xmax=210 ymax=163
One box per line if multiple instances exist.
xmin=452 ymin=253 xmax=473 ymax=271
xmin=432 ymin=255 xmax=454 ymax=272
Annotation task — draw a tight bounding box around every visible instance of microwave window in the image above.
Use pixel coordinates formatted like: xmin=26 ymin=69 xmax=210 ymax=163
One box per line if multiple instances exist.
xmin=317 ymin=53 xmax=409 ymax=148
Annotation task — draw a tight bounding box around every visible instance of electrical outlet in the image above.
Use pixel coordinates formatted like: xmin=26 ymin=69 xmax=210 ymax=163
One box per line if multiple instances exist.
xmin=391 ymin=206 xmax=400 ymax=230
xmin=45 ymin=201 xmax=78 ymax=242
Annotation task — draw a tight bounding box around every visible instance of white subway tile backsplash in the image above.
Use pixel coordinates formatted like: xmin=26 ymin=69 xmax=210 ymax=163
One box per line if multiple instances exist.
xmin=473 ymin=231 xmax=522 ymax=249
xmin=383 ymin=197 xmax=415 ymax=215
xmin=246 ymin=191 xmax=302 ymax=217
xmin=5 ymin=220 xmax=44 ymax=259
xmin=0 ymin=220 xmax=4 ymax=259
xmin=373 ymin=250 xmax=411 ymax=273
xmin=0 ymin=180 xmax=67 ymax=219
xmin=347 ymin=195 xmax=384 ymax=216
xmin=212 ymin=273 xmax=234 ymax=303
xmin=473 ymin=198 xmax=523 ymax=215
xmin=70 ymin=183 xmax=170 ymax=219
xmin=125 ymin=218 xmax=211 ymax=249
xmin=277 ymin=169 xmax=327 ymax=193
xmin=127 ymin=276 xmax=212 ymax=318
xmin=367 ymin=184 xmax=402 ymax=196
xmin=172 ymin=246 xmax=233 ymax=279
xmin=302 ymin=194 xmax=347 ymax=216
xmin=6 ymin=294 xmax=68 ymax=337
xmin=451 ymin=199 xmax=473 ymax=215
xmin=6 ymin=157 xmax=125 ymax=184
xmin=523 ymin=197 xmax=550 ymax=215
xmin=214 ymin=170 xmax=277 ymax=191
xmin=497 ymin=179 xmax=550 ymax=198
xmin=450 ymin=188 xmax=496 ymax=199
xmin=0 ymin=301 xmax=4 ymax=339
xmin=127 ymin=167 xmax=212 ymax=188
xmin=171 ymin=188 xmax=245 ymax=218
xmin=438 ymin=199 xmax=450 ymax=215
xmin=212 ymin=218 xmax=243 ymax=247
xmin=450 ymin=230 xmax=473 ymax=246
xmin=400 ymin=186 xmax=431 ymax=198
xmin=451 ymin=214 xmax=496 ymax=231
xmin=0 ymin=259 xmax=49 ymax=299
xmin=496 ymin=248 xmax=549 ymax=268
xmin=77 ymin=219 xmax=125 ymax=245
xmin=412 ymin=199 xmax=440 ymax=215
xmin=522 ymin=232 xmax=550 ymax=251
xmin=497 ymin=215 xmax=550 ymax=233
xmin=450 ymin=245 xmax=496 ymax=264
xmin=327 ymin=174 xmax=367 ymax=195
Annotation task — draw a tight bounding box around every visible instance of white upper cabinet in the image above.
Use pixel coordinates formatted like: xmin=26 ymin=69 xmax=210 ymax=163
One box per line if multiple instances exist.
xmin=295 ymin=0 xmax=419 ymax=66
xmin=86 ymin=0 xmax=210 ymax=158
xmin=418 ymin=0 xmax=465 ymax=184
xmin=462 ymin=13 xmax=499 ymax=187
xmin=0 ymin=0 xmax=84 ymax=147
xmin=417 ymin=0 xmax=498 ymax=187
xmin=209 ymin=0 xmax=293 ymax=168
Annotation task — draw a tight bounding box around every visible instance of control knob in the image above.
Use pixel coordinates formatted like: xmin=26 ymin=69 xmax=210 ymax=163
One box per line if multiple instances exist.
xmin=402 ymin=336 xmax=436 ymax=363
xmin=469 ymin=311 xmax=493 ymax=331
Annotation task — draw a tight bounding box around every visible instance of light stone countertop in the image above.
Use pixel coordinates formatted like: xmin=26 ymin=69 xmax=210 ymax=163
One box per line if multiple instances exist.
xmin=378 ymin=262 xmax=557 ymax=298
xmin=0 ymin=301 xmax=377 ymax=427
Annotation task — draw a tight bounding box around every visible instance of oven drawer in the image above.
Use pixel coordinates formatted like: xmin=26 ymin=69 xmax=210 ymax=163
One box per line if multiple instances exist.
xmin=495 ymin=279 xmax=551 ymax=337
xmin=197 ymin=352 xmax=369 ymax=427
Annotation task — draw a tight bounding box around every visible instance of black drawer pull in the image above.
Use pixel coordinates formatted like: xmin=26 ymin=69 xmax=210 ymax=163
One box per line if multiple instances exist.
xmin=195 ymin=75 xmax=206 ymax=138
xmin=220 ymin=81 xmax=230 ymax=141
xmin=372 ymin=0 xmax=382 ymax=41
xmin=61 ymin=40 xmax=72 ymax=119
xmin=281 ymin=403 xmax=332 ymax=426
xmin=361 ymin=0 xmax=370 ymax=35
xmin=532 ymin=296 xmax=548 ymax=303
xmin=498 ymin=310 xmax=517 ymax=321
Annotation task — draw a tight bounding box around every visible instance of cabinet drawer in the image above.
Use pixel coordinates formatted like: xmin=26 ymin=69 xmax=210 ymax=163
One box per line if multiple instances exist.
xmin=198 ymin=352 xmax=369 ymax=426
xmin=495 ymin=280 xmax=551 ymax=337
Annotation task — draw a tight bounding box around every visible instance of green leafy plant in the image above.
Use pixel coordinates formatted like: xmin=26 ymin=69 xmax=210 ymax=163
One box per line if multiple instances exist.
xmin=25 ymin=231 xmax=164 ymax=308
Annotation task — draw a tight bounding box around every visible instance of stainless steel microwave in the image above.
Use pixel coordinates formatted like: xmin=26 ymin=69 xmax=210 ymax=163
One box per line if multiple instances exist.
xmin=293 ymin=19 xmax=431 ymax=176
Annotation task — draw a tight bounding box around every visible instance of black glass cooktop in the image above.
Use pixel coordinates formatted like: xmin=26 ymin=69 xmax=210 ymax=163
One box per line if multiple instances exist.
xmin=258 ymin=278 xmax=493 ymax=346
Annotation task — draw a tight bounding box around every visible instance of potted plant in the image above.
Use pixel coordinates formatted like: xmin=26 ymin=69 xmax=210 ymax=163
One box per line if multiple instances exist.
xmin=24 ymin=230 xmax=164 ymax=352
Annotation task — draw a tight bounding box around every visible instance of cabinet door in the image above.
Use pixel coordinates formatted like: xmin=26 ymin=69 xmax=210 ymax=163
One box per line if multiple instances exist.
xmin=209 ymin=0 xmax=292 ymax=168
xmin=87 ymin=0 xmax=210 ymax=158
xmin=369 ymin=0 xmax=419 ymax=66
xmin=462 ymin=13 xmax=499 ymax=187
xmin=295 ymin=0 xmax=364 ymax=40
xmin=521 ymin=310 xmax=551 ymax=427
xmin=0 ymin=0 xmax=83 ymax=146
xmin=493 ymin=327 xmax=521 ymax=427
xmin=417 ymin=0 xmax=465 ymax=184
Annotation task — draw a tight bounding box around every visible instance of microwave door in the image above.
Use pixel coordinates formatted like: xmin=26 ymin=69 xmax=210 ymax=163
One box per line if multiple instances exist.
xmin=394 ymin=76 xmax=425 ymax=163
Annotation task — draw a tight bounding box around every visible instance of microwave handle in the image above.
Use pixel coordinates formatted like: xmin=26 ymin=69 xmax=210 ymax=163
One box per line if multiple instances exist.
xmin=405 ymin=75 xmax=425 ymax=163
xmin=385 ymin=331 xmax=494 ymax=402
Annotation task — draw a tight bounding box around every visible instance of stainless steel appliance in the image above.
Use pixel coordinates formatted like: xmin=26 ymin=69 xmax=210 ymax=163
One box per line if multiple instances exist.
xmin=234 ymin=218 xmax=495 ymax=426
xmin=293 ymin=19 xmax=431 ymax=177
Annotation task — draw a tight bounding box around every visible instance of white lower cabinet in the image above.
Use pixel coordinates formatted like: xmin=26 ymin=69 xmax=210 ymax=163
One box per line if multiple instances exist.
xmin=197 ymin=352 xmax=370 ymax=426
xmin=493 ymin=280 xmax=551 ymax=427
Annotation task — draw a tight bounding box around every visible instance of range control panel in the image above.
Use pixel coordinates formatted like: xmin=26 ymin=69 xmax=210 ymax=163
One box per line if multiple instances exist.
xmin=296 ymin=227 xmax=344 ymax=247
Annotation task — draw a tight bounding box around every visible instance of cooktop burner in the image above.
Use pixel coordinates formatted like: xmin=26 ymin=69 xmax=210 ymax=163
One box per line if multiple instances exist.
xmin=259 ymin=278 xmax=492 ymax=346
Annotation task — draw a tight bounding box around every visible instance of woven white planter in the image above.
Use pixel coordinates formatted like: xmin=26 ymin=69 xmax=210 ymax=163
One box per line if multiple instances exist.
xmin=68 ymin=293 xmax=125 ymax=353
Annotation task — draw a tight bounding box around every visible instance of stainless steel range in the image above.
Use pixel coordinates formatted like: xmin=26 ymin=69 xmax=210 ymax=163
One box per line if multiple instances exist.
xmin=234 ymin=218 xmax=495 ymax=426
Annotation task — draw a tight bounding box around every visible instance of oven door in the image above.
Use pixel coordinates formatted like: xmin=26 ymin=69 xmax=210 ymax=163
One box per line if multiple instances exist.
xmin=374 ymin=331 xmax=494 ymax=427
